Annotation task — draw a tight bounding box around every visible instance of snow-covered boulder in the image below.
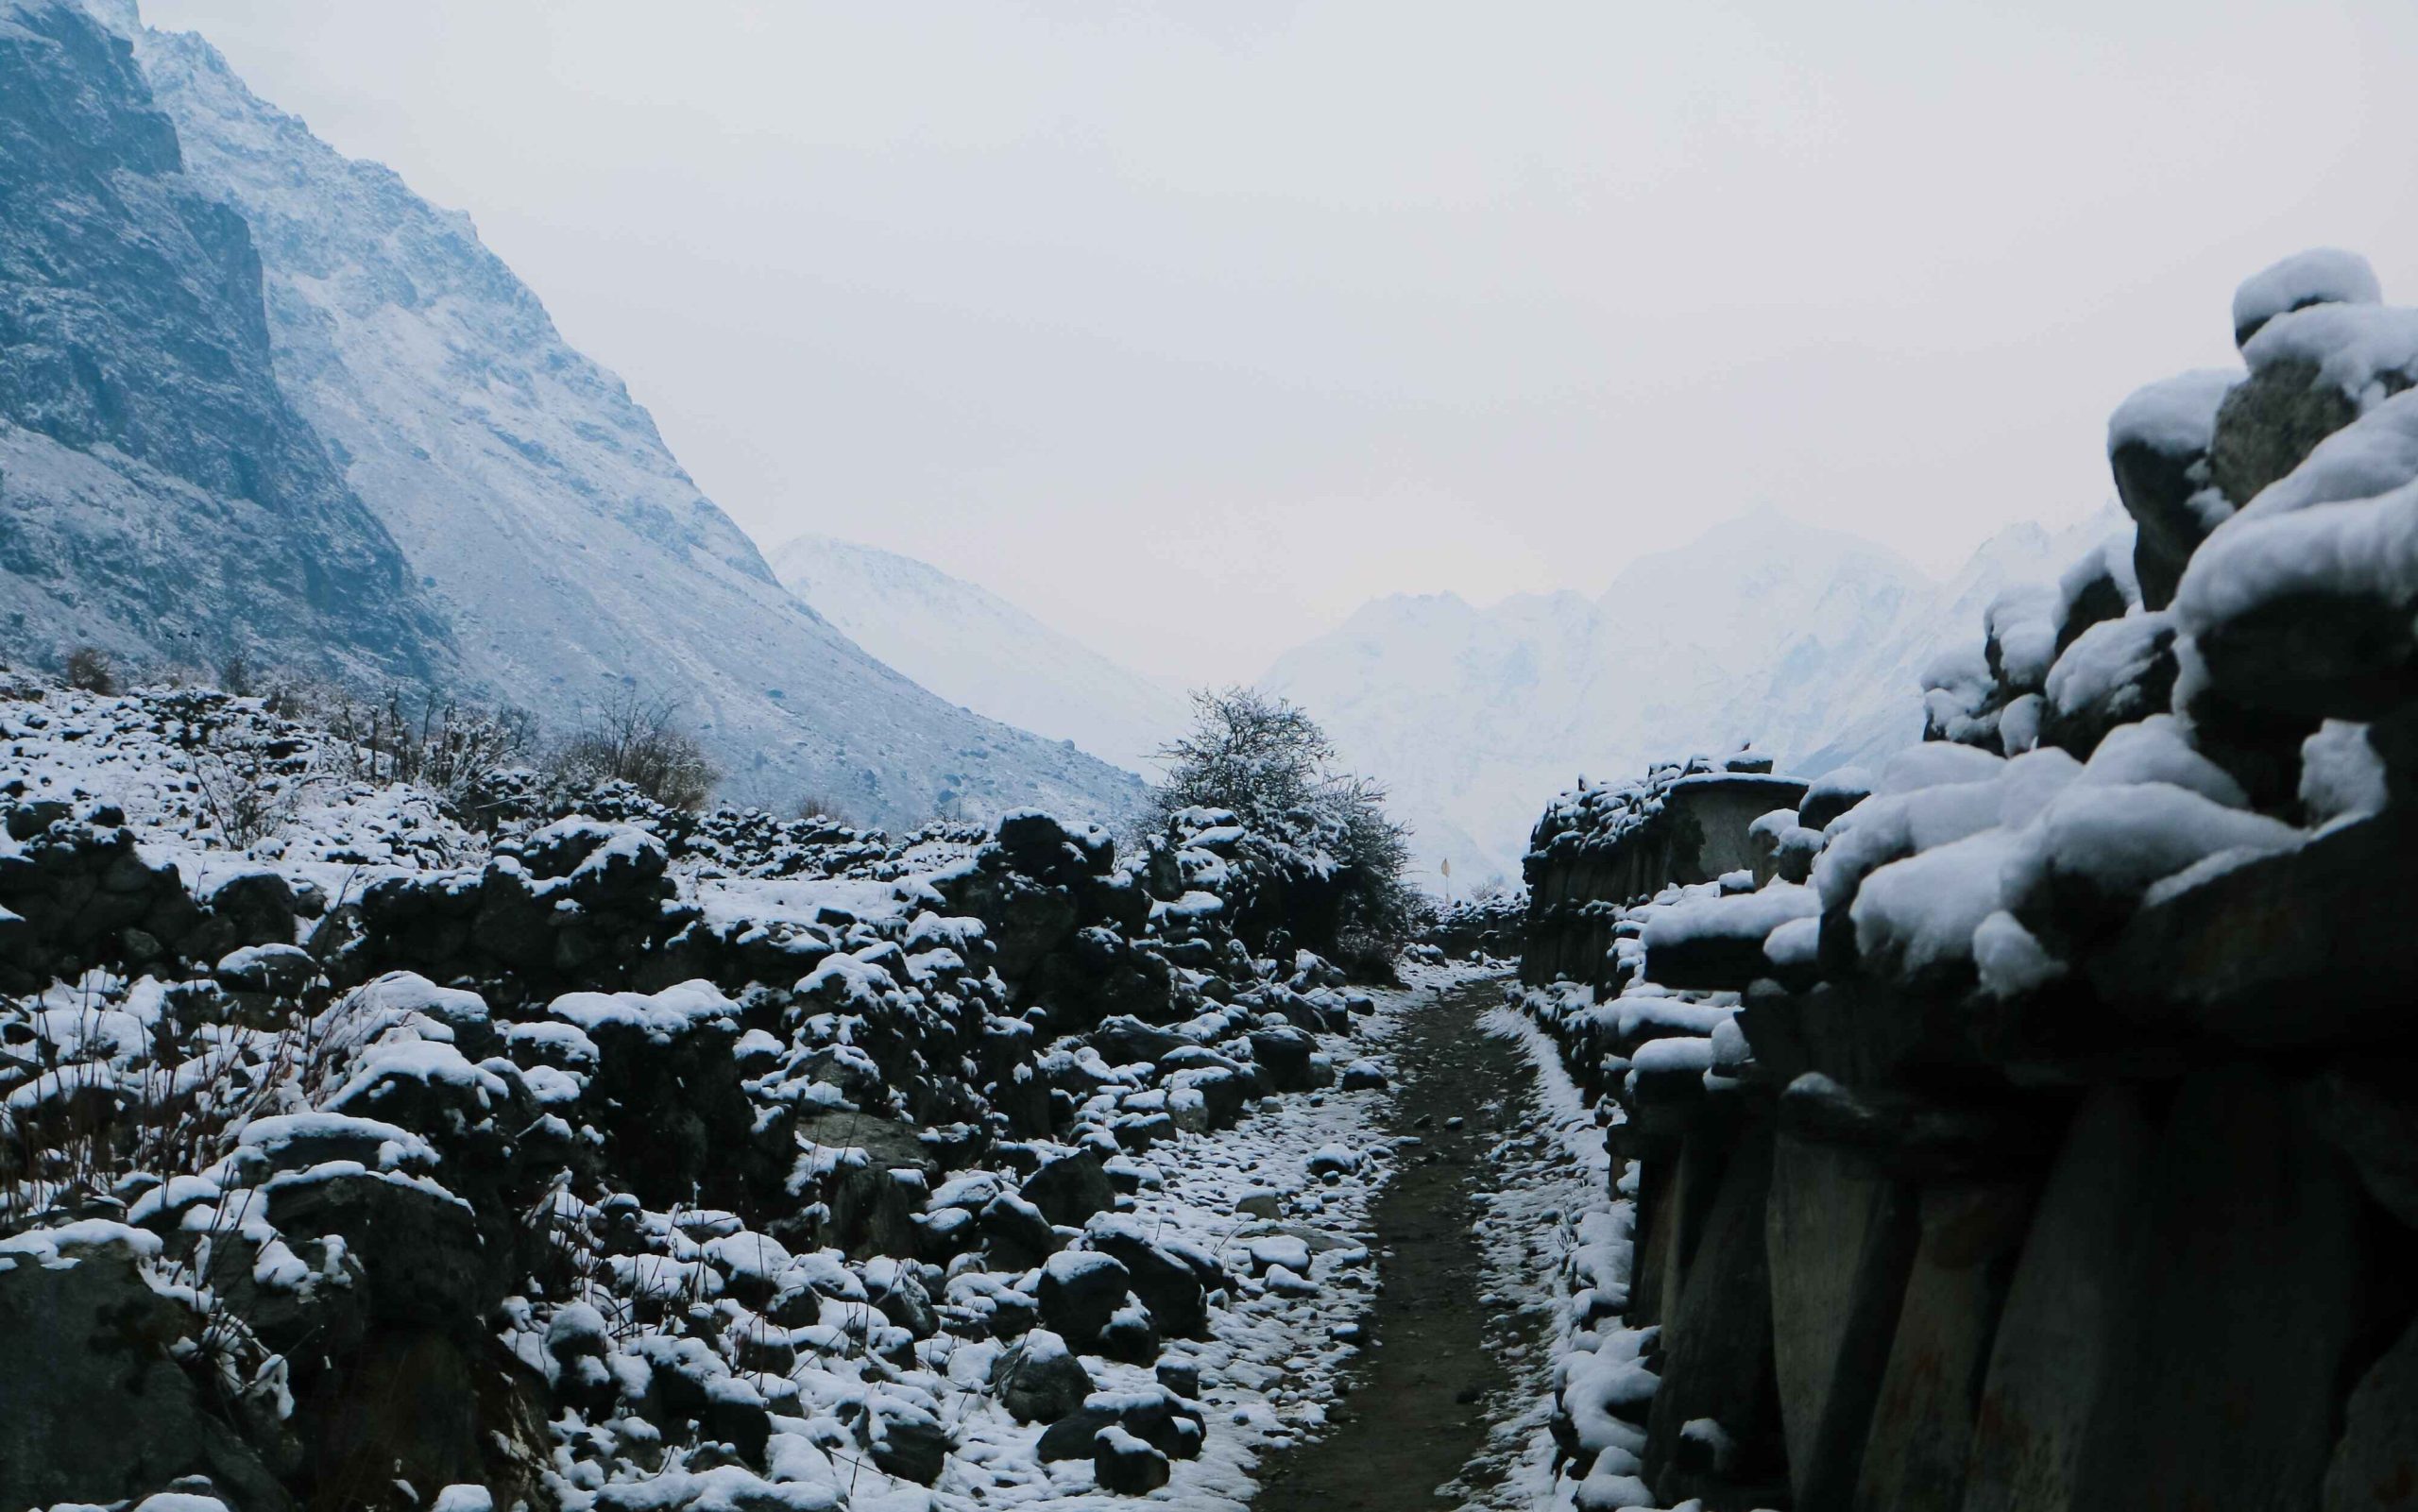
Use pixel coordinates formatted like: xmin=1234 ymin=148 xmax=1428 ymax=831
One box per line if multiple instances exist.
xmin=2232 ymin=247 xmax=2383 ymax=347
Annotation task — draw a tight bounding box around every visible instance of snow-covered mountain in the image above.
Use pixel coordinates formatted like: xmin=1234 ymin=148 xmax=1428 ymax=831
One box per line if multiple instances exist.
xmin=0 ymin=0 xmax=455 ymax=687
xmin=769 ymin=535 xmax=1187 ymax=777
xmin=1263 ymin=506 xmax=2121 ymax=889
xmin=96 ymin=8 xmax=1143 ymax=828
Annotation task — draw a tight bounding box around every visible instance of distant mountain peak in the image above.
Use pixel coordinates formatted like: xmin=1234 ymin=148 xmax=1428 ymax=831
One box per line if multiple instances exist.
xmin=769 ymin=533 xmax=1186 ymax=777
xmin=1262 ymin=506 xmax=2119 ymax=887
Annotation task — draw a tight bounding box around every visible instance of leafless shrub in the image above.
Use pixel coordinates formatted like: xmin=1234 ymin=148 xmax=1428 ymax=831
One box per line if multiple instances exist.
xmin=551 ymin=690 xmax=719 ymax=811
xmin=793 ymin=792 xmax=860 ymax=828
xmin=319 ymin=685 xmax=537 ymax=806
xmin=188 ymin=738 xmax=312 ymax=850
xmin=62 ymin=644 xmax=117 ymax=694
xmin=0 ymin=986 xmax=317 ymax=1237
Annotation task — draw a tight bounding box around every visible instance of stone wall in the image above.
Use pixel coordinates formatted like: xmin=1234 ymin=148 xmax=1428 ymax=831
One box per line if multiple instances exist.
xmin=1522 ymin=753 xmax=1805 ymax=991
xmin=1523 ymin=800 xmax=2418 ymax=1511
xmin=1517 ymin=250 xmax=2418 ymax=1512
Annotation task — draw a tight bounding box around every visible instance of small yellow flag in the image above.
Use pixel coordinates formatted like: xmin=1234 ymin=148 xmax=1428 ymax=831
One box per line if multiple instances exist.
xmin=1439 ymin=859 xmax=1452 ymax=877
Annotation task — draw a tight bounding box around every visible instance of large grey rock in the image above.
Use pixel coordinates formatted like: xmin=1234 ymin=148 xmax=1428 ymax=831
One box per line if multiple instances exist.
xmin=0 ymin=1238 xmax=286 ymax=1510
xmin=1643 ymin=1129 xmax=1786 ymax=1504
xmin=1037 ymin=1250 xmax=1134 ymax=1350
xmin=2299 ymin=1062 xmax=2418 ymax=1231
xmin=1629 ymin=1133 xmax=1729 ymax=1334
xmin=2207 ymin=358 xmax=2362 ymax=510
xmin=865 ymin=1396 xmax=951 ymax=1485
xmin=2091 ymin=812 xmax=2418 ymax=1049
xmin=1764 ymin=1133 xmax=1916 ymax=1510
xmin=1084 ymin=1215 xmax=1210 ymax=1339
xmin=2183 ymin=537 xmax=2418 ymax=729
xmin=1034 ymin=1385 xmax=1204 ymax=1463
xmin=1853 ymin=1177 xmax=2036 ymax=1512
xmin=1021 ymin=1148 xmax=1118 ymax=1229
xmin=2109 ymin=433 xmax=2215 ymax=612
xmin=2069 ymin=1065 xmax=2366 ymax=1512
xmin=2054 ymin=553 xmax=2132 ymax=656
xmin=2325 ymin=1315 xmax=2418 ymax=1511
xmin=1247 ymin=1026 xmax=1321 ymax=1093
xmin=979 ymin=1191 xmax=1064 ymax=1273
xmin=307 ymin=1328 xmax=552 ymax=1509
xmin=1094 ymin=1423 xmax=1173 ymax=1493
xmin=2037 ymin=613 xmax=2178 ymax=761
xmin=1961 ymin=1085 xmax=2154 ymax=1512
xmin=263 ymin=1170 xmax=491 ymax=1328
xmin=991 ymin=1329 xmax=1096 ymax=1424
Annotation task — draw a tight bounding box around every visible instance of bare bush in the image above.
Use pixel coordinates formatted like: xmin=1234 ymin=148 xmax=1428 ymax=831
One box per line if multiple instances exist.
xmin=792 ymin=792 xmax=860 ymax=828
xmin=551 ymin=691 xmax=719 ymax=811
xmin=0 ymin=983 xmax=316 ymax=1236
xmin=62 ymin=644 xmax=117 ymax=694
xmin=191 ymin=748 xmax=295 ymax=848
xmin=320 ymin=685 xmax=536 ymax=806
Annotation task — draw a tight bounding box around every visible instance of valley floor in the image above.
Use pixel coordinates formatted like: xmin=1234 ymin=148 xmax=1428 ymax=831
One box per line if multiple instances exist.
xmin=960 ymin=965 xmax=1625 ymax=1512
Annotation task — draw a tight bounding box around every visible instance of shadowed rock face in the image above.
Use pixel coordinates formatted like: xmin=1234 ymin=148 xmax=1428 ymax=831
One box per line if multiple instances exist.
xmin=0 ymin=0 xmax=454 ymax=683
xmin=0 ymin=1240 xmax=289 ymax=1510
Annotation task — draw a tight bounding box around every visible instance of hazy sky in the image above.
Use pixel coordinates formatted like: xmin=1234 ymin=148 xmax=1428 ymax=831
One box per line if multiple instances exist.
xmin=145 ymin=0 xmax=2418 ymax=686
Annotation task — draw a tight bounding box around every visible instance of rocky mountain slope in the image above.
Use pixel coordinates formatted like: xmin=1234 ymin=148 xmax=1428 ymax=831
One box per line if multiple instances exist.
xmin=4 ymin=0 xmax=1145 ymax=829
xmin=770 ymin=534 xmax=1187 ymax=778
xmin=1265 ymin=507 xmax=2120 ymax=887
xmin=0 ymin=0 xmax=455 ymax=686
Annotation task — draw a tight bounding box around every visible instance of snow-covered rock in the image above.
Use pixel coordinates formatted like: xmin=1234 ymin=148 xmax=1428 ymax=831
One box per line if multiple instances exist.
xmin=2230 ymin=247 xmax=2382 ymax=347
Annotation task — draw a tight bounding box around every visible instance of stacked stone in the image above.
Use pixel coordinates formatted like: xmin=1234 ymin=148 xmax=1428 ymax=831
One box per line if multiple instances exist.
xmin=1523 ymin=251 xmax=2418 ymax=1512
xmin=1523 ymin=750 xmax=1805 ymax=990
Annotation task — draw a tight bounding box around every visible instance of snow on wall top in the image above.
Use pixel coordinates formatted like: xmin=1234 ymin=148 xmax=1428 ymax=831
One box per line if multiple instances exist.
xmin=2231 ymin=247 xmax=2381 ymax=345
xmin=2241 ymin=301 xmax=2418 ymax=408
xmin=2107 ymin=370 xmax=2239 ymax=457
xmin=1526 ymin=749 xmax=1787 ymax=861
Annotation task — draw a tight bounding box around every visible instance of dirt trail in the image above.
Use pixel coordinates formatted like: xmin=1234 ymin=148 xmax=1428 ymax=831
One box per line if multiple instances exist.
xmin=1252 ymin=978 xmax=1546 ymax=1511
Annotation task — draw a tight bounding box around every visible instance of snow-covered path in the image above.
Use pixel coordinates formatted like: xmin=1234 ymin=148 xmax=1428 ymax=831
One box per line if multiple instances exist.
xmin=1236 ymin=974 xmax=1625 ymax=1512
xmin=903 ymin=962 xmax=1514 ymax=1509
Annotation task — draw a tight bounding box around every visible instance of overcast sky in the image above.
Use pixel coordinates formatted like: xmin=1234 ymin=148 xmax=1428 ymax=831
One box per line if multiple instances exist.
xmin=144 ymin=0 xmax=2418 ymax=686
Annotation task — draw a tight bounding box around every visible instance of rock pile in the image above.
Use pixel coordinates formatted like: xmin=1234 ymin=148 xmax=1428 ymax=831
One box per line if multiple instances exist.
xmin=0 ymin=680 xmax=1386 ymax=1510
xmin=1519 ymin=250 xmax=2418 ymax=1511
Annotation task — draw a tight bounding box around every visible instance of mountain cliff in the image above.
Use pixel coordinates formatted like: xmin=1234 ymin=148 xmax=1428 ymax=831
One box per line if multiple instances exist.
xmin=0 ymin=0 xmax=455 ymax=684
xmin=23 ymin=5 xmax=1145 ymax=827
